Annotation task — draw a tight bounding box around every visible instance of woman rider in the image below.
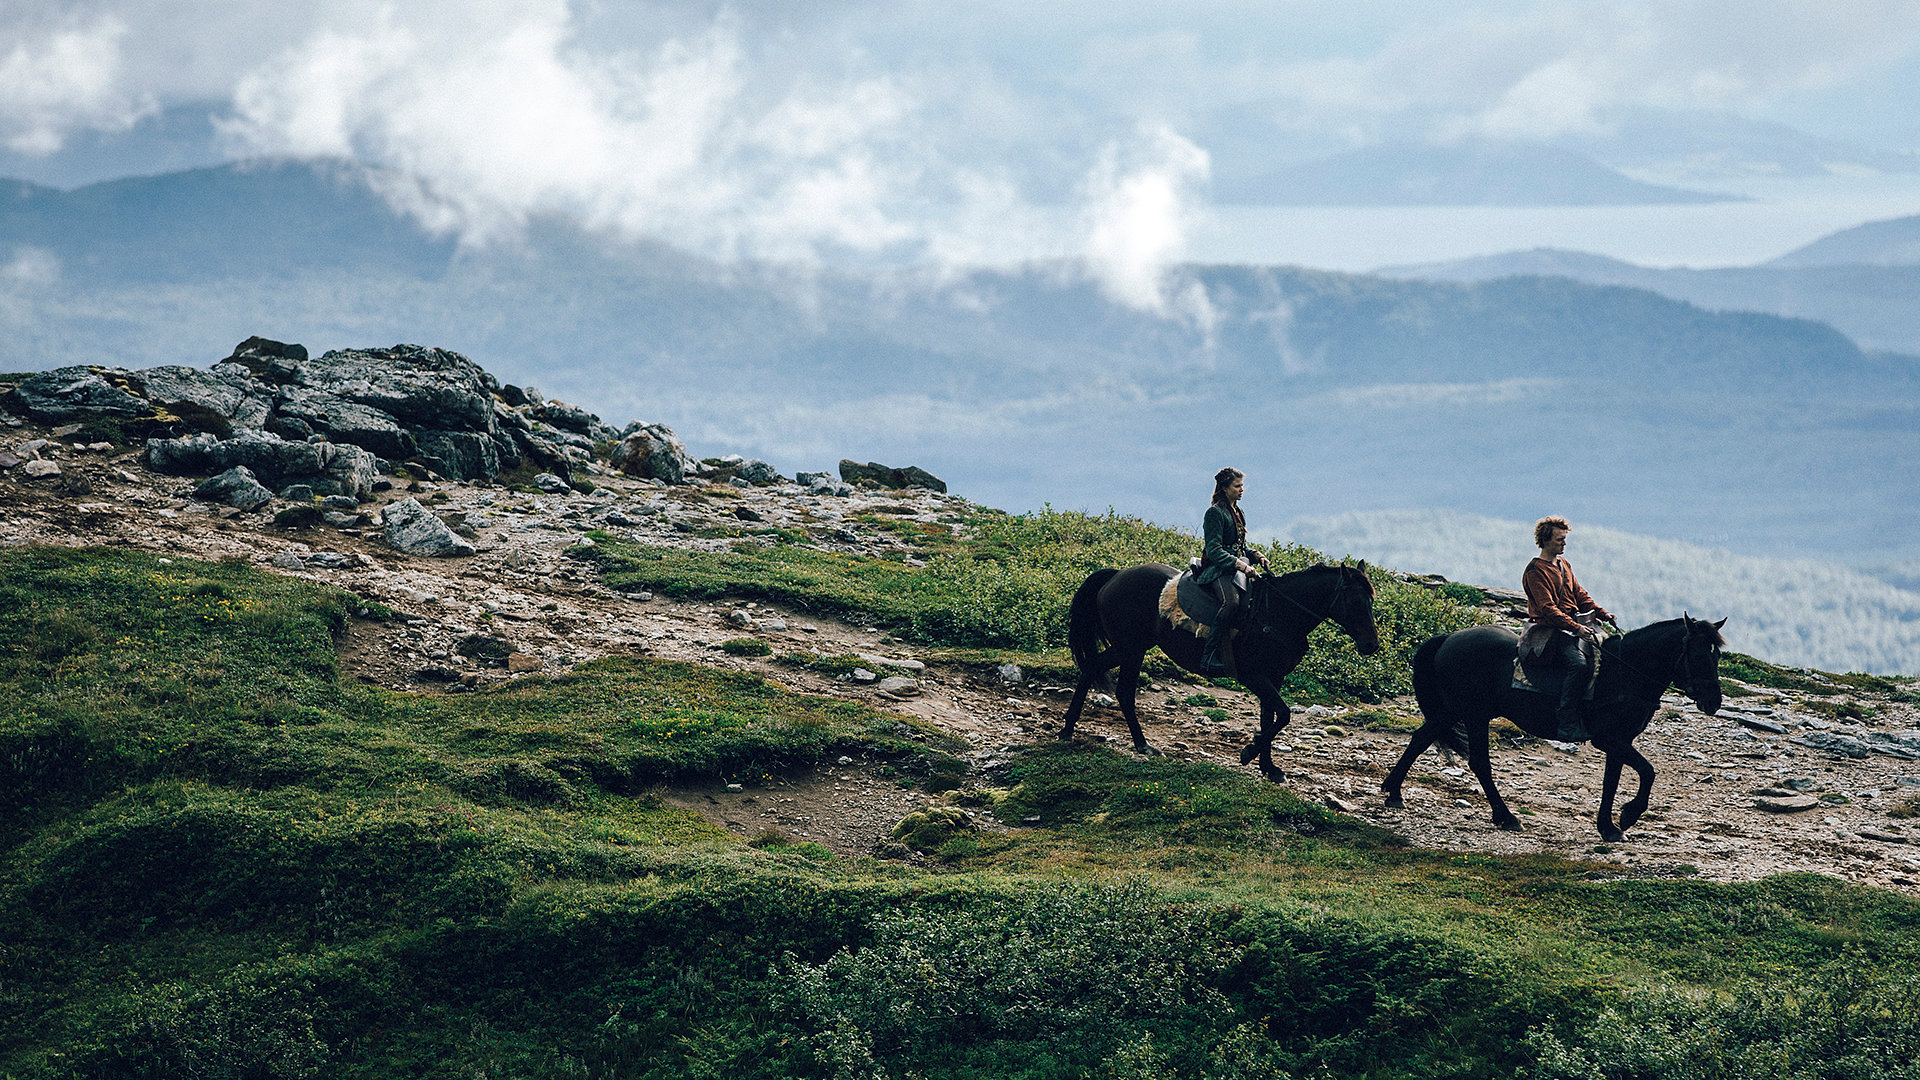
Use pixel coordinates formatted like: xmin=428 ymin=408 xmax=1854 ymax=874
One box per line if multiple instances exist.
xmin=1198 ymin=467 xmax=1270 ymax=673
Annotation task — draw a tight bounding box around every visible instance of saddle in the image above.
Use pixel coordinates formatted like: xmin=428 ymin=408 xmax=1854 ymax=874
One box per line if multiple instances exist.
xmin=1512 ymin=618 xmax=1602 ymax=697
xmin=1161 ymin=567 xmax=1244 ymax=638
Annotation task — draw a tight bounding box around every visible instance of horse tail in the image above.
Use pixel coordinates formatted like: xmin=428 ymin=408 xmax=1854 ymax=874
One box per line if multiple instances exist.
xmin=1067 ymin=569 xmax=1119 ymax=670
xmin=1411 ymin=633 xmax=1468 ymax=753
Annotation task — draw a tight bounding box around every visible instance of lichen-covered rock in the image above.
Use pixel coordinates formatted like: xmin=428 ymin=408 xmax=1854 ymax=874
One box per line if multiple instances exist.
xmin=839 ymin=459 xmax=946 ymax=492
xmin=7 ymin=366 xmax=150 ymax=421
xmin=737 ymin=459 xmax=782 ymax=485
xmin=129 ymin=365 xmax=273 ymax=432
xmin=194 ymin=465 xmax=275 ymax=511
xmin=294 ymin=344 xmax=499 ymax=434
xmin=272 ymin=385 xmax=417 ymax=460
xmin=381 ymin=497 xmax=475 ymax=557
xmin=146 ymin=429 xmax=380 ymax=499
xmin=610 ymin=424 xmax=690 ymax=484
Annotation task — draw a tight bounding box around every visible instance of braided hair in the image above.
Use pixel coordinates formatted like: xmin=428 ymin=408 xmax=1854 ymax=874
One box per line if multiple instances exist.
xmin=1211 ymin=467 xmax=1247 ymax=552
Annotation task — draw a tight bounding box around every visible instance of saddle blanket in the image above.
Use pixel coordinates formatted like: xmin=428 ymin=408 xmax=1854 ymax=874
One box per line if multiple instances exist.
xmin=1160 ymin=573 xmax=1213 ymax=638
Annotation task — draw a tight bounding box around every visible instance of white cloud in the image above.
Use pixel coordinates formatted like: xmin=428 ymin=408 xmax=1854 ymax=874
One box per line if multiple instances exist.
xmin=1322 ymin=378 xmax=1562 ymax=408
xmin=0 ymin=14 xmax=151 ymax=154
xmin=1079 ymin=122 xmax=1213 ymax=321
xmin=1 ymin=246 xmax=61 ymax=285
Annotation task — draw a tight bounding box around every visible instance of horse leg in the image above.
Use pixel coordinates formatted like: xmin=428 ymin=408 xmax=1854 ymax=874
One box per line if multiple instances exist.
xmin=1613 ymin=744 xmax=1656 ymax=834
xmin=1467 ymin=721 xmax=1520 ymax=831
xmin=1381 ymin=720 xmax=1444 ymax=808
xmin=1059 ymin=647 xmax=1116 ymax=741
xmin=1241 ymin=694 xmax=1290 ymax=782
xmin=1595 ymin=751 xmax=1626 ymax=842
xmin=1116 ymin=653 xmax=1159 ymax=755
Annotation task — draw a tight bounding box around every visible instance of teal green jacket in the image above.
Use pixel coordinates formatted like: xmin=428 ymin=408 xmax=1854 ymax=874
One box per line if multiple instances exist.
xmin=1196 ymin=504 xmax=1243 ymax=586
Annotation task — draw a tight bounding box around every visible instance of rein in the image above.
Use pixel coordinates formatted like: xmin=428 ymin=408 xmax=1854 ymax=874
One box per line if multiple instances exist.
xmin=1253 ymin=567 xmax=1350 ymax=635
xmin=1600 ymin=623 xmax=1703 ymax=706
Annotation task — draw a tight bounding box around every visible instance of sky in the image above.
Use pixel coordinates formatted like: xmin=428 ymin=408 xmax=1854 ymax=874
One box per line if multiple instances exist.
xmin=6 ymin=1 xmax=1920 ymax=288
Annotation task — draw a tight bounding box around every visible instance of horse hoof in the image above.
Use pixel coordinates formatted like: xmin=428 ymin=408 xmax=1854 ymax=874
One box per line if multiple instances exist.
xmin=1600 ymin=828 xmax=1625 ymax=843
xmin=1496 ymin=818 xmax=1523 ymax=832
xmin=1132 ymin=742 xmax=1163 ymax=757
xmin=1383 ymin=792 xmax=1403 ymax=809
xmin=1261 ymin=767 xmax=1285 ymax=784
xmin=1238 ymin=743 xmax=1260 ymax=766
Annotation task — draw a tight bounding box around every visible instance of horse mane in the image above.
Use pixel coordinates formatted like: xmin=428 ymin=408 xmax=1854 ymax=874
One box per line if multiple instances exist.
xmin=1617 ymin=616 xmax=1727 ymax=653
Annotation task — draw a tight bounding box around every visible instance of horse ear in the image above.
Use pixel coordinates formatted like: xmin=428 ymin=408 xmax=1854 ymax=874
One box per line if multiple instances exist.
xmin=1713 ymin=617 xmax=1727 ymax=630
xmin=1356 ymin=560 xmax=1367 ymax=573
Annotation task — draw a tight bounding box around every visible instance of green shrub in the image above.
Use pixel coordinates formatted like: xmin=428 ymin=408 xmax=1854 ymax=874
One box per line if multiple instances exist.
xmin=771 ymin=881 xmax=1246 ymax=1078
xmin=1438 ymin=582 xmax=1488 ymax=606
xmin=721 ymin=637 xmax=772 ymax=657
xmin=1526 ymin=961 xmax=1920 ymax=1079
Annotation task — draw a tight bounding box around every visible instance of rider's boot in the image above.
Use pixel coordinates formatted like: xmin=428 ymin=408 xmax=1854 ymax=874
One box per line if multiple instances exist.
xmin=1553 ymin=668 xmax=1588 ymax=742
xmin=1200 ymin=627 xmax=1237 ymax=677
xmin=1199 ymin=626 xmax=1228 ymax=674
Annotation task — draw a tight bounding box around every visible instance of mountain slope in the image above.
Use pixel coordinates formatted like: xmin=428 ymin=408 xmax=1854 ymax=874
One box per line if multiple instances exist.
xmin=1216 ymin=140 xmax=1740 ymax=206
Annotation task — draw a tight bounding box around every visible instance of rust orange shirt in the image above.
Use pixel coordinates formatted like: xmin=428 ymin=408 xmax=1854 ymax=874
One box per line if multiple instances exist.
xmin=1523 ymin=556 xmax=1611 ymax=633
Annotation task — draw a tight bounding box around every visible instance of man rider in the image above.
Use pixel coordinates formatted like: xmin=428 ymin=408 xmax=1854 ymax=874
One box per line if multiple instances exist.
xmin=1523 ymin=516 xmax=1615 ymax=741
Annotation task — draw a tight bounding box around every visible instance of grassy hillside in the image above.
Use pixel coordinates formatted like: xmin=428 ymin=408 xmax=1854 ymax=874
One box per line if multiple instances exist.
xmin=5 ymin=517 xmax=1920 ymax=1079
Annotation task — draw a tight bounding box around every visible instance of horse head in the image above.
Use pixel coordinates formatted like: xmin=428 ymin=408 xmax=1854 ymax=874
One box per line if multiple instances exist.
xmin=1252 ymin=562 xmax=1380 ymax=655
xmin=1332 ymin=561 xmax=1382 ymax=656
xmin=1679 ymin=613 xmax=1728 ymax=715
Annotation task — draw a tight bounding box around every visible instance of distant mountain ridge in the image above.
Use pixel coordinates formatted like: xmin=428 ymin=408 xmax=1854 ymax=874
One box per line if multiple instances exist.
xmin=1216 ymin=140 xmax=1740 ymax=206
xmin=1769 ymin=214 xmax=1920 ymax=267
xmin=1379 ymin=241 xmax=1920 ymax=356
xmin=3 ymin=159 xmax=1917 ymax=589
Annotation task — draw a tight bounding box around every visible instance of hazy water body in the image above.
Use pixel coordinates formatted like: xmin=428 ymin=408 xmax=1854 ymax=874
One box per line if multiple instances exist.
xmin=1188 ymin=174 xmax=1920 ymax=272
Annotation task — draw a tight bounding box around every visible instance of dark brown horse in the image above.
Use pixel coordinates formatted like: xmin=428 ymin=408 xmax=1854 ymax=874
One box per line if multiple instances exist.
xmin=1379 ymin=616 xmax=1726 ymax=841
xmin=1060 ymin=562 xmax=1381 ymax=780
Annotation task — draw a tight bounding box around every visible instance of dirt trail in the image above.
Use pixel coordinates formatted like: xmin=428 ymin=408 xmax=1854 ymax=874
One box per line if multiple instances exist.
xmin=6 ymin=431 xmax=1918 ymax=891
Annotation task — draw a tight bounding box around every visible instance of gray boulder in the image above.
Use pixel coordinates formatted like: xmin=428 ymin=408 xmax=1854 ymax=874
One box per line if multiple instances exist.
xmin=146 ymin=429 xmax=380 ymax=499
xmin=839 ymin=459 xmax=947 ymax=493
xmin=382 ymin=497 xmax=476 ymax=557
xmin=797 ymin=470 xmax=853 ymax=496
xmin=294 ymin=344 xmax=498 ymax=433
xmin=611 ymin=424 xmax=691 ymax=484
xmin=7 ymin=366 xmax=150 ymax=421
xmin=194 ymin=465 xmax=275 ymax=511
xmin=416 ymin=429 xmax=511 ymax=483
xmin=272 ymin=385 xmax=417 ymax=460
xmin=129 ymin=365 xmax=273 ymax=432
xmin=738 ymin=459 xmax=783 ymax=485
xmin=533 ymin=400 xmax=601 ymax=437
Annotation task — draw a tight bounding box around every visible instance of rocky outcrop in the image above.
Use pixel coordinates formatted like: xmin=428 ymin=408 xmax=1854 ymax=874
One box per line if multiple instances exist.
xmin=839 ymin=460 xmax=946 ymax=493
xmin=6 ymin=336 xmax=845 ymax=502
xmin=147 ymin=430 xmax=381 ymax=499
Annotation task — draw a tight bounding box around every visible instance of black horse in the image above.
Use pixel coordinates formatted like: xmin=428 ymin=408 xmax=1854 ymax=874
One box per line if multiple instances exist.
xmin=1060 ymin=562 xmax=1382 ymax=780
xmin=1380 ymin=616 xmax=1726 ymax=841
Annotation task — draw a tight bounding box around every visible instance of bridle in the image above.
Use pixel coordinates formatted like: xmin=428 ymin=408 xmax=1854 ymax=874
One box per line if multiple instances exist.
xmin=1603 ymin=620 xmax=1718 ymax=706
xmin=1252 ymin=565 xmax=1361 ymax=637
